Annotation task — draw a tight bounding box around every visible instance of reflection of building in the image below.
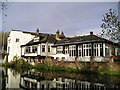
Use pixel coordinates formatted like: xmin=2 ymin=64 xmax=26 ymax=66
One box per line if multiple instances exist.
xmin=19 ymin=71 xmax=56 ymax=89
xmin=1 ymin=69 xmax=7 ymax=90
xmin=7 ymin=29 xmax=120 ymax=62
xmin=1 ymin=68 xmax=8 ymax=89
xmin=19 ymin=70 xmax=108 ymax=89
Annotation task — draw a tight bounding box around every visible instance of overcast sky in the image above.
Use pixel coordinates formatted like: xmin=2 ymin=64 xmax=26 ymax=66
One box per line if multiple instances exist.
xmin=2 ymin=2 xmax=118 ymax=36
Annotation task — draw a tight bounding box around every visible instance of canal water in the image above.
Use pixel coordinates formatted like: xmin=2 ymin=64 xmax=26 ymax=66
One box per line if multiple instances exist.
xmin=1 ymin=68 xmax=120 ymax=89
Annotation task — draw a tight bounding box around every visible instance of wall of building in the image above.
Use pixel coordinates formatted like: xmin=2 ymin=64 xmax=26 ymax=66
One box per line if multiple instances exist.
xmin=7 ymin=31 xmax=35 ymax=62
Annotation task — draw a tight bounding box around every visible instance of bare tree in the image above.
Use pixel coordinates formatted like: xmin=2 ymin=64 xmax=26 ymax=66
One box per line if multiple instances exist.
xmin=100 ymin=9 xmax=120 ymax=43
xmin=0 ymin=0 xmax=8 ymax=51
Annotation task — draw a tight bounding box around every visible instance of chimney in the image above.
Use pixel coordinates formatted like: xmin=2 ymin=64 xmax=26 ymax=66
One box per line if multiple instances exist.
xmin=36 ymin=28 xmax=39 ymax=36
xmin=56 ymin=29 xmax=60 ymax=39
xmin=61 ymin=31 xmax=64 ymax=36
xmin=90 ymin=31 xmax=93 ymax=35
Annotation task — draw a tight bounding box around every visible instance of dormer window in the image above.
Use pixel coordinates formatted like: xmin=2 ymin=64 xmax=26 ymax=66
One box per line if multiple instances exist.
xmin=16 ymin=38 xmax=19 ymax=42
xmin=57 ymin=46 xmax=63 ymax=54
xmin=34 ymin=37 xmax=39 ymax=42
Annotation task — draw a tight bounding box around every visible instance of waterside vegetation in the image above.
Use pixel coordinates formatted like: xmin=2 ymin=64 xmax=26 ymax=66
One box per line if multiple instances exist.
xmin=2 ymin=57 xmax=120 ymax=76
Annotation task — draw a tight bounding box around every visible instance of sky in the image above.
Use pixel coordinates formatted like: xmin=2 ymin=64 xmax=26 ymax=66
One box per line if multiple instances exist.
xmin=1 ymin=1 xmax=119 ymax=36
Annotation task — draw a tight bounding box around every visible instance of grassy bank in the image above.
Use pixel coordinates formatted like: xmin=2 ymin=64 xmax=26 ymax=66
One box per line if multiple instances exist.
xmin=3 ymin=61 xmax=120 ymax=76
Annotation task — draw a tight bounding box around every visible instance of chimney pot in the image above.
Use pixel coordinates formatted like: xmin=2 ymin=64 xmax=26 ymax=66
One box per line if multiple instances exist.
xmin=90 ymin=31 xmax=93 ymax=35
xmin=36 ymin=28 xmax=39 ymax=36
xmin=56 ymin=29 xmax=60 ymax=39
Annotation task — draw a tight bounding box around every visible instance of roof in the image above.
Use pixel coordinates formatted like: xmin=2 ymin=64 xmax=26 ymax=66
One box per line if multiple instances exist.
xmin=54 ymin=34 xmax=120 ymax=46
xmin=12 ymin=29 xmax=65 ymax=38
xmin=21 ymin=34 xmax=57 ymax=46
xmin=18 ymin=29 xmax=119 ymax=47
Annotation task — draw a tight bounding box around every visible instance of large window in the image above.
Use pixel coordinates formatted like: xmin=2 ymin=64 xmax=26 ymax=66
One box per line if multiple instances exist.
xmin=83 ymin=44 xmax=91 ymax=56
xmin=78 ymin=45 xmax=82 ymax=56
xmin=105 ymin=45 xmax=109 ymax=56
xmin=32 ymin=46 xmax=37 ymax=53
xmin=42 ymin=45 xmax=45 ymax=52
xmin=100 ymin=44 xmax=103 ymax=56
xmin=57 ymin=46 xmax=63 ymax=54
xmin=94 ymin=44 xmax=99 ymax=56
xmin=69 ymin=45 xmax=76 ymax=57
xmin=65 ymin=46 xmax=68 ymax=54
xmin=25 ymin=47 xmax=31 ymax=53
xmin=94 ymin=43 xmax=103 ymax=56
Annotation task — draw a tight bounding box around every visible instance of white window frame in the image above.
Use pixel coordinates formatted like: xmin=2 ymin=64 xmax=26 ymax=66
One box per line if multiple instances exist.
xmin=105 ymin=44 xmax=109 ymax=57
xmin=42 ymin=45 xmax=45 ymax=52
xmin=78 ymin=45 xmax=82 ymax=57
xmin=32 ymin=45 xmax=38 ymax=53
xmin=83 ymin=44 xmax=92 ymax=56
xmin=57 ymin=46 xmax=63 ymax=54
xmin=69 ymin=45 xmax=76 ymax=57
xmin=25 ymin=46 xmax=31 ymax=53
xmin=94 ymin=43 xmax=103 ymax=56
xmin=48 ymin=45 xmax=51 ymax=52
xmin=65 ymin=46 xmax=68 ymax=54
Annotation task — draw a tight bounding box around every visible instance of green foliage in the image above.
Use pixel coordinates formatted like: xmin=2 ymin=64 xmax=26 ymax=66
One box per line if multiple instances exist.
xmin=3 ymin=56 xmax=33 ymax=70
xmin=98 ymin=70 xmax=120 ymax=76
xmin=2 ymin=62 xmax=10 ymax=67
xmin=3 ymin=58 xmax=120 ymax=76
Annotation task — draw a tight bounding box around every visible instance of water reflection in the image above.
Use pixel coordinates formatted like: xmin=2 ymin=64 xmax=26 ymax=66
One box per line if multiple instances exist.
xmin=2 ymin=68 xmax=120 ymax=89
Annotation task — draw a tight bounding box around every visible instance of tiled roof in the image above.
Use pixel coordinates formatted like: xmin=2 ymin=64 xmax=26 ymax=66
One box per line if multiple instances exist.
xmin=12 ymin=29 xmax=65 ymax=38
xmin=54 ymin=34 xmax=120 ymax=46
xmin=18 ymin=29 xmax=119 ymax=47
xmin=21 ymin=34 xmax=57 ymax=46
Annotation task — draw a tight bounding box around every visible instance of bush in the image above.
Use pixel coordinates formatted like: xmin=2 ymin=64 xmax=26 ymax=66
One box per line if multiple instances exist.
xmin=3 ymin=56 xmax=33 ymax=70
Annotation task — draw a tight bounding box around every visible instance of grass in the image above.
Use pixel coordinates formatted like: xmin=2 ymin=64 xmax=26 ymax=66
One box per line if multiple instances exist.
xmin=33 ymin=64 xmax=99 ymax=75
xmin=98 ymin=70 xmax=120 ymax=76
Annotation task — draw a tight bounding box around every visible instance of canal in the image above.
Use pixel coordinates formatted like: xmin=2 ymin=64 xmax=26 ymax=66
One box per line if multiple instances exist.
xmin=1 ymin=67 xmax=120 ymax=89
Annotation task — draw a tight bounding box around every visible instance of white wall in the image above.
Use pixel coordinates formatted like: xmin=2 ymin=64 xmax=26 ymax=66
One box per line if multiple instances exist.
xmin=7 ymin=30 xmax=35 ymax=62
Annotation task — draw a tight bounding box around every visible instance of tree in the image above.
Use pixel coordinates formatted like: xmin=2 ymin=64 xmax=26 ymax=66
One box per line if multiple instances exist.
xmin=0 ymin=31 xmax=9 ymax=50
xmin=0 ymin=0 xmax=8 ymax=50
xmin=100 ymin=9 xmax=120 ymax=42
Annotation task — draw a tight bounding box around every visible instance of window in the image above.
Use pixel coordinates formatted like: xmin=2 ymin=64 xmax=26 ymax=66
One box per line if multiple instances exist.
xmin=111 ymin=47 xmax=115 ymax=56
xmin=78 ymin=45 xmax=82 ymax=56
xmin=57 ymin=46 xmax=63 ymax=54
xmin=42 ymin=45 xmax=45 ymax=52
xmin=48 ymin=46 xmax=50 ymax=52
xmin=83 ymin=44 xmax=92 ymax=56
xmin=34 ymin=37 xmax=39 ymax=42
xmin=69 ymin=45 xmax=76 ymax=57
xmin=105 ymin=45 xmax=109 ymax=56
xmin=32 ymin=46 xmax=37 ymax=53
xmin=93 ymin=43 xmax=103 ymax=56
xmin=16 ymin=38 xmax=19 ymax=42
xmin=100 ymin=44 xmax=103 ymax=56
xmin=25 ymin=47 xmax=31 ymax=53
xmin=94 ymin=43 xmax=99 ymax=56
xmin=65 ymin=46 xmax=68 ymax=54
